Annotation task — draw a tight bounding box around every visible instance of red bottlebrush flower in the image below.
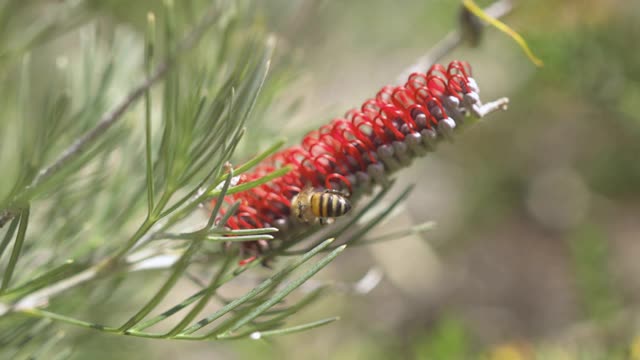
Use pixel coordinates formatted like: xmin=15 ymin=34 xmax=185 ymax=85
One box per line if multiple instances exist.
xmin=215 ymin=61 xmax=509 ymax=259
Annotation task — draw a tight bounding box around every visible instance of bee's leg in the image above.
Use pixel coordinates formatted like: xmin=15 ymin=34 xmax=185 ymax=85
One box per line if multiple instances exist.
xmin=324 ymin=188 xmax=351 ymax=198
xmin=319 ymin=217 xmax=335 ymax=225
xmin=257 ymin=239 xmax=270 ymax=251
xmin=223 ymin=240 xmax=233 ymax=254
xmin=257 ymin=239 xmax=274 ymax=268
xmin=296 ymin=199 xmax=308 ymax=222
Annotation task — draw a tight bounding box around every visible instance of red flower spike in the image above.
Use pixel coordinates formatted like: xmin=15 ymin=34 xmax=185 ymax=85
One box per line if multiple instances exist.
xmin=213 ymin=61 xmax=509 ymax=260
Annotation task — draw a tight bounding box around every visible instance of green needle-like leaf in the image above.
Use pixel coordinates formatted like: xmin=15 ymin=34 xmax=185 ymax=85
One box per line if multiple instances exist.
xmin=29 ymin=329 xmax=66 ymax=359
xmin=1 ymin=260 xmax=78 ymax=300
xmin=208 ymin=166 xmax=292 ymax=198
xmin=0 ymin=215 xmax=20 ymax=260
xmin=338 ymin=185 xmax=415 ymax=247
xmin=206 ymin=234 xmax=274 ymax=242
xmin=362 ymin=221 xmax=436 ymax=245
xmin=118 ymin=236 xmax=205 ymax=331
xmin=1 ymin=207 xmax=30 ymax=293
xmin=219 ymin=138 xmax=286 ymax=182
xmin=144 ymin=12 xmax=157 ymax=214
xmin=20 ymin=308 xmax=118 ymax=332
xmin=214 ymin=244 xmax=346 ymax=338
xmin=130 ymin=255 xmax=264 ymax=333
xmin=259 ymin=286 xmax=326 ymax=319
xmin=163 ymin=253 xmax=234 ymax=337
xmin=208 ymin=166 xmax=235 ymax=229
xmin=178 ymin=238 xmax=336 ymax=337
xmin=250 ymin=316 xmax=340 ymax=339
xmin=218 ymin=227 xmax=279 ymax=236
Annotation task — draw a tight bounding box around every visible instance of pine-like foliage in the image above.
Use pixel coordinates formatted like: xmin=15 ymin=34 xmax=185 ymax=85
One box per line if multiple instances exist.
xmin=0 ymin=0 xmax=511 ymax=356
xmin=0 ymin=0 xmax=346 ymax=353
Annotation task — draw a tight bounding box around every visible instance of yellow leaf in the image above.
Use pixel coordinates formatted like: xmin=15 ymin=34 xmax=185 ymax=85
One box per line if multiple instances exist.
xmin=463 ymin=0 xmax=544 ymax=67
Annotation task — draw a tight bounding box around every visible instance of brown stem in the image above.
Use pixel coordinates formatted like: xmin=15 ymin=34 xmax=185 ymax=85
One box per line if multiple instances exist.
xmin=395 ymin=0 xmax=513 ymax=84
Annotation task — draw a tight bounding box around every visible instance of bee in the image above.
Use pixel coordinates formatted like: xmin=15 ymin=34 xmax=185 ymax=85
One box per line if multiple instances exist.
xmin=291 ymin=186 xmax=352 ymax=225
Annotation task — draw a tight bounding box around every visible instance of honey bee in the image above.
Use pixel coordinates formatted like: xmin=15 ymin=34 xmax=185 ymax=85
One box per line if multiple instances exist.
xmin=291 ymin=186 xmax=352 ymax=224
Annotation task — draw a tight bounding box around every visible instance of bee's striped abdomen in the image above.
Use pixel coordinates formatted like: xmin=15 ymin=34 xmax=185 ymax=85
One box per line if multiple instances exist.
xmin=310 ymin=191 xmax=351 ymax=219
xmin=310 ymin=193 xmax=322 ymax=218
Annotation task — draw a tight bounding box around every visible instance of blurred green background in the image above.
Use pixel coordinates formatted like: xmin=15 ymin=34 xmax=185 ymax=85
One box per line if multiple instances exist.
xmin=4 ymin=0 xmax=640 ymax=358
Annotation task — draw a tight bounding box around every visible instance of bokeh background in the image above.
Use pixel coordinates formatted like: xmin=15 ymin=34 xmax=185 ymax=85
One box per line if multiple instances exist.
xmin=4 ymin=0 xmax=640 ymax=358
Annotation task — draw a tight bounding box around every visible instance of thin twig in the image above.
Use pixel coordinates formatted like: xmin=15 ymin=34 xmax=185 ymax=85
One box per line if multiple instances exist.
xmin=395 ymin=0 xmax=513 ymax=84
xmin=9 ymin=266 xmax=100 ymax=312
xmin=0 ymin=245 xmax=183 ymax=316
xmin=0 ymin=0 xmax=514 ymax=320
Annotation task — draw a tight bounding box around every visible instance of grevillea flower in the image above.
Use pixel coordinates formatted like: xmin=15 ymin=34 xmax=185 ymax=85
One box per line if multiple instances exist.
xmin=215 ymin=61 xmax=509 ymax=260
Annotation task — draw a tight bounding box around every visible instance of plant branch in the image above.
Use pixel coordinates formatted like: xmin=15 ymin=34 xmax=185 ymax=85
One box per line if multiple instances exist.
xmin=5 ymin=265 xmax=100 ymax=313
xmin=0 ymin=1 xmax=511 ymax=329
xmin=0 ymin=247 xmax=178 ymax=317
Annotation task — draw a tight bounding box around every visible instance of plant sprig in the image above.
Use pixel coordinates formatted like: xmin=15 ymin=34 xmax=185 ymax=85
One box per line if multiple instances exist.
xmin=0 ymin=0 xmax=511 ymax=354
xmin=0 ymin=0 xmax=346 ymax=348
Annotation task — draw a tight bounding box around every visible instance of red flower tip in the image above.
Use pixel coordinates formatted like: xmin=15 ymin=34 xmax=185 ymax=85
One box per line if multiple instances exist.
xmin=238 ymin=255 xmax=257 ymax=266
